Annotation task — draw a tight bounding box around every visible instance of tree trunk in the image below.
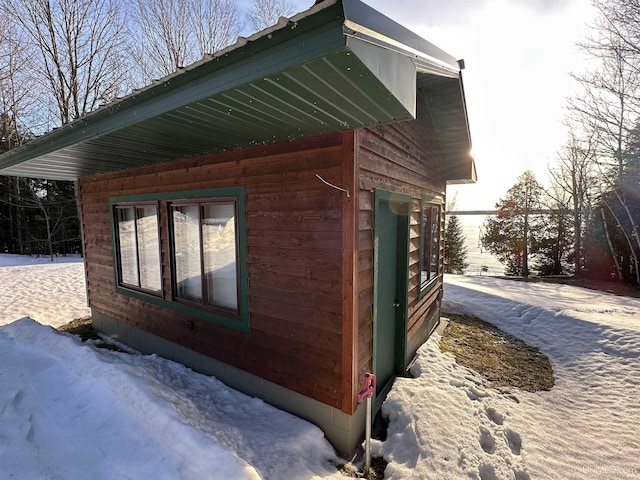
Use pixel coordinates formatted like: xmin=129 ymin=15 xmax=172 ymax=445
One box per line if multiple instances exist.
xmin=612 ymin=189 xmax=640 ymax=258
xmin=44 ymin=209 xmax=54 ymax=262
xmin=572 ymin=195 xmax=582 ymax=275
xmin=522 ymin=209 xmax=529 ymax=277
xmin=15 ymin=178 xmax=24 ymax=254
xmin=600 ymin=208 xmax=624 ymax=281
xmin=555 ymin=214 xmax=564 ymax=274
xmin=604 ymin=201 xmax=640 ymax=284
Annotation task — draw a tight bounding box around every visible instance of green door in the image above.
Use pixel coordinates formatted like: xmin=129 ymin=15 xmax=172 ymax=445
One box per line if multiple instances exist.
xmin=374 ymin=191 xmax=409 ymax=399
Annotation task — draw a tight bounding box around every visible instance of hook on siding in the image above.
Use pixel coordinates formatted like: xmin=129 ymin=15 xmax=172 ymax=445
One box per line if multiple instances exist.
xmin=315 ymin=173 xmax=350 ymax=197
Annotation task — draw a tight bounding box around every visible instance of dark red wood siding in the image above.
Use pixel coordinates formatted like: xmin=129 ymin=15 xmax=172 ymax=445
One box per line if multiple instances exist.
xmin=78 ymin=90 xmax=447 ymax=416
xmin=355 ymin=91 xmax=447 ymax=380
xmin=78 ymin=132 xmax=355 ymax=411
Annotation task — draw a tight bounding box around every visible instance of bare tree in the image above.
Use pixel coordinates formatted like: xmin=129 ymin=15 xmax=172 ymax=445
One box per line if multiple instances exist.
xmin=7 ymin=0 xmax=130 ymax=127
xmin=0 ymin=2 xmax=39 ymax=148
xmin=190 ymin=0 xmax=243 ymax=57
xmin=568 ymin=42 xmax=640 ymax=180
xmin=131 ymin=0 xmax=243 ymax=83
xmin=549 ymin=131 xmax=597 ymax=275
xmin=133 ymin=0 xmax=193 ymax=80
xmin=567 ymin=3 xmax=640 ymax=283
xmin=247 ymin=0 xmax=296 ymax=33
xmin=590 ymin=0 xmax=640 ymax=62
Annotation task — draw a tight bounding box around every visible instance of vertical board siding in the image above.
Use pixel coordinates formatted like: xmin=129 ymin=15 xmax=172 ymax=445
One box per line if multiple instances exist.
xmin=355 ymin=97 xmax=447 ymax=378
xmin=79 ymin=132 xmax=350 ymax=411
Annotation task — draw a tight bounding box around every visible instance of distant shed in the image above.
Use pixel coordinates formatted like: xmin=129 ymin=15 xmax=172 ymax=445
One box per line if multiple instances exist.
xmin=0 ymin=0 xmax=475 ymax=455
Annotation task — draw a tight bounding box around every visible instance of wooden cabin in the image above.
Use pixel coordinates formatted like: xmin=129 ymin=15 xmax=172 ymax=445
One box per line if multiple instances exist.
xmin=0 ymin=0 xmax=475 ymax=455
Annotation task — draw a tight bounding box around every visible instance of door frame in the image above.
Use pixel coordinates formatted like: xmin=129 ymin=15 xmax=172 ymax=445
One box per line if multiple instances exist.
xmin=372 ymin=189 xmax=410 ymax=406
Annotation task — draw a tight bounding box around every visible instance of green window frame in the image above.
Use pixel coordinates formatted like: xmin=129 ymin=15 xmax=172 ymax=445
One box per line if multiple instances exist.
xmin=112 ymin=202 xmax=162 ymax=296
xmin=109 ymin=187 xmax=249 ymax=331
xmin=419 ymin=194 xmax=444 ymax=295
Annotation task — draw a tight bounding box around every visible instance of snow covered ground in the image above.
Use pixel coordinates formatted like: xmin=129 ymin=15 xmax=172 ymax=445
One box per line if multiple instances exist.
xmin=0 ymin=254 xmax=90 ymax=327
xmin=1 ymin=255 xmax=639 ymax=479
xmin=376 ymin=275 xmax=640 ymax=479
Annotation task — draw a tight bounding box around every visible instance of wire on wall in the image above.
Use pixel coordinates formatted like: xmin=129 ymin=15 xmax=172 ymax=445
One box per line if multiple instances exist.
xmin=315 ymin=173 xmax=350 ymax=197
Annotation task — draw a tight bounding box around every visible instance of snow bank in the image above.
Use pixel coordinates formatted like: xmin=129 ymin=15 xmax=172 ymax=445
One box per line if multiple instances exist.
xmin=0 ymin=318 xmax=342 ymax=480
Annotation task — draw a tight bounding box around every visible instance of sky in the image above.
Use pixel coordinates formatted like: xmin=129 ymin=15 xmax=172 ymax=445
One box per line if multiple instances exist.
xmin=240 ymin=0 xmax=598 ymax=210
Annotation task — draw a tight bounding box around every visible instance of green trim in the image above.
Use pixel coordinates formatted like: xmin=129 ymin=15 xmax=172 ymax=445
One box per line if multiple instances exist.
xmin=0 ymin=7 xmax=346 ymax=172
xmin=110 ymin=187 xmax=245 ymax=204
xmin=0 ymin=0 xmax=472 ymax=183
xmin=372 ymin=189 xmax=410 ymax=399
xmin=418 ymin=193 xmax=444 ymax=299
xmin=109 ymin=186 xmax=249 ymax=332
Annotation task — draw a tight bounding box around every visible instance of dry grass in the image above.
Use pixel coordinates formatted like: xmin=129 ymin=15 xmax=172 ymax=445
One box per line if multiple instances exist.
xmin=58 ymin=317 xmax=123 ymax=352
xmin=439 ymin=313 xmax=554 ymax=392
xmin=340 ymin=457 xmax=387 ymax=480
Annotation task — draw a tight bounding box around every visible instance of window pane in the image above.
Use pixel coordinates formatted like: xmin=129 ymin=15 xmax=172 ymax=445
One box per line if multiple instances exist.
xmin=136 ymin=206 xmax=162 ymax=293
xmin=421 ymin=203 xmax=440 ymax=288
xmin=173 ymin=205 xmax=202 ymax=302
xmin=429 ymin=205 xmax=440 ymax=278
xmin=202 ymin=202 xmax=238 ymax=311
xmin=117 ymin=207 xmax=139 ymax=287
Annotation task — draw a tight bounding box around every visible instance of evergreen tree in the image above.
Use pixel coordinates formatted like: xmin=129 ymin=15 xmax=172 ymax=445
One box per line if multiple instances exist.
xmin=444 ymin=215 xmax=468 ymax=274
xmin=482 ymin=171 xmax=544 ymax=276
xmin=532 ymin=208 xmax=573 ymax=275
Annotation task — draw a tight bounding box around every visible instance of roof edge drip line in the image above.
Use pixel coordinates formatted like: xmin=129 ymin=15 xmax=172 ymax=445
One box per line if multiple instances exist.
xmin=342 ymin=19 xmax=460 ymax=79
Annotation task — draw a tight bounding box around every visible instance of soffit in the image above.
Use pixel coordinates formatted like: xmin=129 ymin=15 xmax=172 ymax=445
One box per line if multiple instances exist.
xmin=0 ymin=0 xmax=474 ymax=183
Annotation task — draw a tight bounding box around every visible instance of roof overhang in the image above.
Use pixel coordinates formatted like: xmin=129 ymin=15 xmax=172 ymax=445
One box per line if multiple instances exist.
xmin=418 ymin=73 xmax=477 ymax=185
xmin=0 ymin=0 xmax=475 ymax=183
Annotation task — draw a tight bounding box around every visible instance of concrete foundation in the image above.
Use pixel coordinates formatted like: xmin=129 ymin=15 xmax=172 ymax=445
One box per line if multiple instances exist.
xmin=92 ymin=309 xmax=366 ymax=457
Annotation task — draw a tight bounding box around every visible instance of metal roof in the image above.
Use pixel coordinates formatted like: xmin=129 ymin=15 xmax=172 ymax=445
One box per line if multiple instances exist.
xmin=0 ymin=0 xmax=475 ymax=184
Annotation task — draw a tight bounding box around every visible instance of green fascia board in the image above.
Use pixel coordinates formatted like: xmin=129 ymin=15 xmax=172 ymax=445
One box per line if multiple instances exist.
xmin=1 ymin=46 xmax=416 ymax=180
xmin=0 ymin=8 xmax=348 ymax=172
xmin=0 ymin=0 xmax=468 ymax=181
xmin=341 ymin=0 xmax=460 ymax=74
xmin=346 ymin=38 xmax=417 ymax=119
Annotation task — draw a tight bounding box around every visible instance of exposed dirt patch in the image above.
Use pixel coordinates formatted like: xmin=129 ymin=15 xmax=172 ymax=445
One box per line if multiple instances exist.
xmin=339 ymin=456 xmax=387 ymax=480
xmin=57 ymin=317 xmax=123 ymax=351
xmin=439 ymin=313 xmax=554 ymax=392
xmin=58 ymin=317 xmax=97 ymax=341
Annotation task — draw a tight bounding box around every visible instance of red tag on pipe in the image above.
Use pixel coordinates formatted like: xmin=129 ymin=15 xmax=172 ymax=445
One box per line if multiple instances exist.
xmin=357 ymin=373 xmax=376 ymax=403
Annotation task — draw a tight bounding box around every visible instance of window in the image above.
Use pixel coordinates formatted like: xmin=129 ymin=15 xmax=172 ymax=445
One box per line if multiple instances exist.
xmin=171 ymin=199 xmax=239 ymax=314
xmin=114 ymin=204 xmax=162 ymax=294
xmin=110 ymin=187 xmax=248 ymax=331
xmin=420 ymin=196 xmax=442 ymax=292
